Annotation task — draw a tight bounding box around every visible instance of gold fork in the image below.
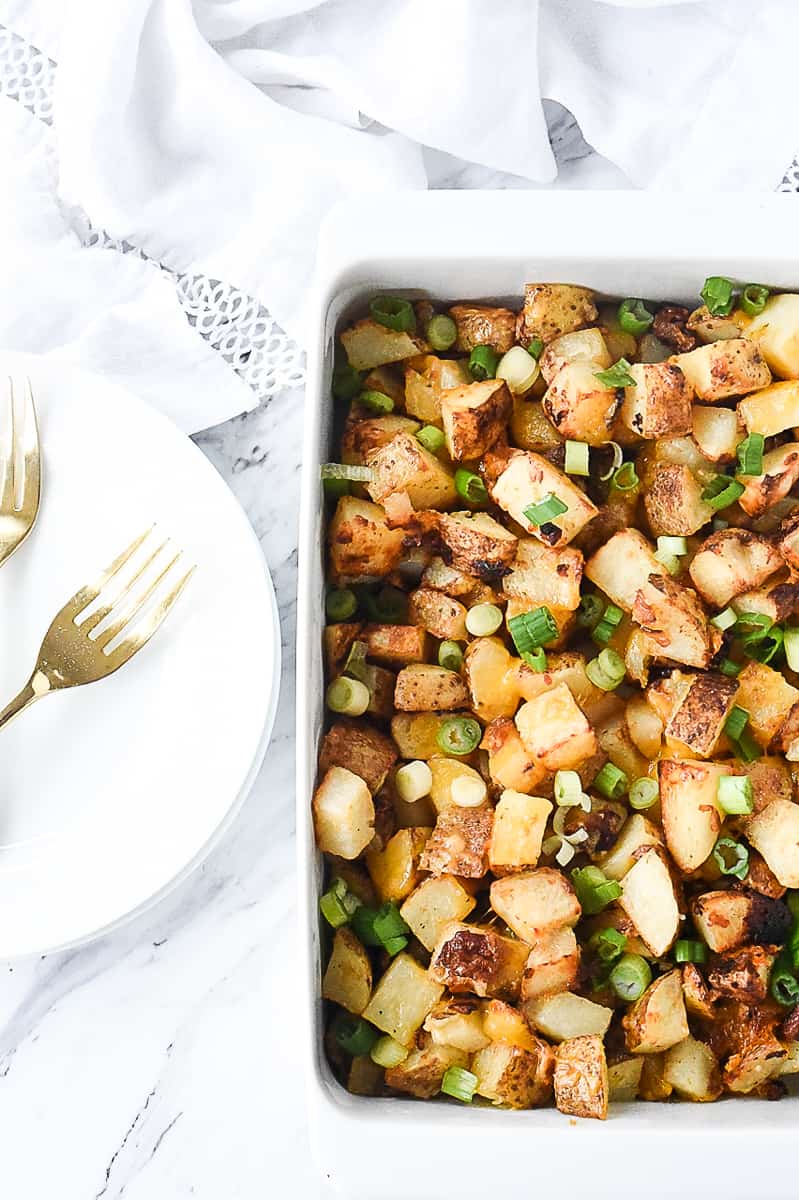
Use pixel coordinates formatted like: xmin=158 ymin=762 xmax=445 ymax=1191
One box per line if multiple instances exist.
xmin=0 ymin=529 xmax=194 ymax=732
xmin=0 ymin=376 xmax=41 ymax=568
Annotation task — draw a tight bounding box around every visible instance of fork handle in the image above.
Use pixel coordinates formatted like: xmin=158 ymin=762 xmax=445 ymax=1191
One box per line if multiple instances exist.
xmin=0 ymin=670 xmax=50 ymax=732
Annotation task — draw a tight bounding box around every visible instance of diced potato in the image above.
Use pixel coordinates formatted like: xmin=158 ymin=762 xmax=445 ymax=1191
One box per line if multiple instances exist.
xmin=384 ymin=1038 xmax=468 ymax=1099
xmin=421 ymin=555 xmax=477 ymax=598
xmin=515 ymin=683 xmax=597 ymax=771
xmin=632 ymin=572 xmax=722 ymax=669
xmin=735 ymin=661 xmax=799 ymax=747
xmin=489 ymin=451 xmax=598 ymax=549
xmin=341 ymin=414 xmax=421 ymax=464
xmin=440 ymin=378 xmax=512 ymax=462
xmin=659 ymin=757 xmax=729 ymax=870
xmin=448 ymin=304 xmax=517 ymax=354
xmin=689 ymin=528 xmax=783 ymax=608
xmin=472 ymin=1040 xmax=555 ymax=1109
xmin=394 ymin=664 xmax=469 ymax=712
xmin=607 ymin=1057 xmax=644 ymax=1102
xmin=391 ymin=712 xmax=455 ymax=760
xmin=407 ymin=588 xmax=468 ymax=640
xmin=340 ymin=318 xmax=426 ymax=371
xmin=482 ymin=999 xmax=539 ymax=1051
xmin=520 ymin=927 xmax=580 ymax=1002
xmin=738 ymin=443 xmax=799 ymax=519
xmin=319 ymin=720 xmax=398 ymax=794
xmin=510 ymin=397 xmax=563 ymax=451
xmin=619 ymin=847 xmax=680 ymax=957
xmin=744 ymin=848 xmax=787 ymax=899
xmin=681 ymin=963 xmax=716 ymax=1021
xmin=427 ymin=757 xmax=485 ymax=814
xmin=739 ymin=379 xmax=799 ymax=436
xmin=363 ymin=953 xmax=444 ymax=1046
xmin=481 ymin=717 xmax=548 ymax=794
xmin=724 ymin=1039 xmax=787 ymax=1095
xmin=542 ymin=362 xmax=621 ymax=446
xmin=597 ymin=814 xmax=663 ymax=881
xmin=691 ymin=888 xmax=791 ymax=953
xmin=328 ymin=496 xmax=405 ymax=583
xmin=671 ymin=338 xmax=771 ymax=401
xmin=489 ymin=791 xmax=553 ymax=873
xmin=502 ymin=538 xmax=583 ymax=614
xmin=554 ymin=1035 xmax=608 ymax=1120
xmin=517 ymin=284 xmax=598 ymax=346
xmin=623 ymin=970 xmax=689 ymax=1054
xmin=362 ymin=364 xmax=405 ymax=404
xmin=323 ymin=622 xmax=364 ymax=676
xmin=437 ymin=511 xmax=518 ymax=579
xmin=539 ymin=327 xmax=611 ymax=385
xmin=779 ymin=1042 xmax=799 ymax=1075
xmin=366 ymin=432 xmax=457 ymax=511
xmin=362 ymin=624 xmax=428 ymax=666
xmin=366 ymin=666 xmax=397 ymax=720
xmin=322 ymin=928 xmax=372 ymax=1015
xmin=366 ymin=826 xmax=432 ymax=902
xmin=404 ymin=354 xmax=470 ymax=426
xmin=346 ymin=1054 xmax=383 ymax=1097
xmin=625 ymin=695 xmax=664 ymax=759
xmin=643 ymin=463 xmax=714 ymax=536
xmin=428 ymin=921 xmax=528 ymax=999
xmin=663 ymin=1037 xmax=723 ymax=1102
xmin=637 ymin=434 xmax=716 ymax=489
xmin=745 ymin=798 xmax=799 ymax=887
xmin=464 ymin=637 xmax=520 ymax=723
xmin=730 ymin=571 xmax=799 ymax=625
xmin=707 ymin=944 xmax=776 ymax=1004
xmin=690 ymin=404 xmax=741 ymax=462
xmin=312 ymin=766 xmax=375 ymax=860
xmin=515 ymin=650 xmax=616 ymax=723
xmin=400 ymin=875 xmax=476 ymax=951
xmin=743 ymin=293 xmax=799 ymax=379
xmin=490 ymin=868 xmax=581 ymax=943
xmin=638 ymin=1052 xmax=673 ymax=1101
xmin=585 ymin=529 xmax=664 ymax=612
xmin=595 ymin=711 xmax=649 ymax=782
xmin=525 ymin=992 xmax=613 ymax=1043
xmin=420 ymin=805 xmax=493 ymax=878
xmin=619 ymin=362 xmax=693 ymax=439
xmin=423 ymin=997 xmax=489 ymax=1052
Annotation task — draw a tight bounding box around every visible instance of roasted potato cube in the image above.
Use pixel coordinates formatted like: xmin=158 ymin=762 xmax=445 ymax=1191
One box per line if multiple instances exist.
xmin=542 ymin=362 xmax=621 ymax=446
xmin=745 ymin=798 xmax=799 ymax=887
xmin=744 ymin=849 xmax=787 ymax=899
xmin=643 ymin=463 xmax=714 ymax=536
xmin=738 ymin=443 xmax=799 ymax=519
xmin=623 ymin=970 xmax=689 ymax=1055
xmin=638 ymin=1052 xmax=673 ymax=1101
xmin=743 ymin=293 xmax=799 ymax=379
xmin=595 ymin=710 xmax=649 ymax=783
xmin=663 ymin=1037 xmax=723 ymax=1101
xmin=341 ymin=414 xmax=421 ymax=464
xmin=384 ymin=1037 xmax=468 ymax=1099
xmin=735 ymin=661 xmax=799 ymax=748
xmin=585 ymin=529 xmax=664 ymax=611
xmin=366 ymin=432 xmax=457 ymax=511
xmin=520 ymin=927 xmax=580 ymax=1002
xmin=340 ymin=318 xmax=425 ymax=371
xmin=394 ymin=664 xmax=469 ymax=712
xmin=404 ymin=354 xmax=470 ymax=425
xmin=482 ymin=999 xmax=539 ymax=1051
xmin=423 ymin=997 xmax=489 ymax=1052
xmin=420 ymin=805 xmax=493 ymax=878
xmin=319 ymin=720 xmax=398 ymax=795
xmin=362 ymin=953 xmax=444 ymax=1045
xmin=440 ymin=378 xmax=512 ymax=462
xmin=328 ymin=496 xmax=405 ymax=583
xmin=514 ymin=650 xmax=614 ymax=721
xmin=659 ymin=758 xmax=728 ymax=871
xmin=619 ymin=362 xmax=693 ymax=439
xmin=554 ymin=1035 xmax=608 ymax=1120
xmin=502 ymin=538 xmax=583 ymax=614
xmin=472 ymin=1039 xmax=555 ymax=1109
xmin=681 ymin=964 xmax=716 ymax=1021
xmin=597 ymin=814 xmax=663 ymax=881
xmin=421 ymin=555 xmax=477 ymax=598
xmin=324 ymin=622 xmax=364 ymax=677
xmin=366 ymin=826 xmax=431 ymax=902
xmin=363 ymin=624 xmax=429 ymax=666
xmin=400 ymin=875 xmax=476 ymax=951
xmin=482 ymin=717 xmax=548 ymax=794
xmin=730 ymin=572 xmax=799 ymax=626
xmin=607 ymin=1057 xmax=644 ymax=1103
xmin=346 ymin=1054 xmax=383 ymax=1097
xmin=428 ymin=921 xmax=528 ymax=999
xmin=691 ymin=889 xmax=792 ymax=953
xmin=632 ymin=572 xmax=722 ymax=669
xmin=489 ymin=451 xmax=598 ymax=549
xmin=723 ymin=1038 xmax=787 ymax=1094
xmin=689 ymin=528 xmax=783 ymax=608
xmin=515 ymin=683 xmax=597 ymax=772
xmin=437 ymin=511 xmax=518 ymax=579
xmin=525 ymin=991 xmax=613 ymax=1042
xmin=313 ymin=766 xmax=375 ymax=860
xmin=390 ymin=712 xmax=455 ymax=760
xmin=539 ymin=327 xmax=611 ymax=385
xmin=663 ymin=674 xmax=738 ymax=758
xmin=707 ymin=944 xmax=776 ymax=1003
xmin=687 ymin=304 xmax=743 ymax=344
xmin=517 ymin=284 xmax=598 ymax=346
xmin=407 ymin=588 xmax=468 ymax=640
xmin=690 ymin=404 xmax=741 ymax=462
xmin=489 ymin=790 xmax=553 ymax=873
xmin=671 ymin=338 xmax=771 ymax=401
xmin=464 ymin=637 xmax=520 ymax=723
xmin=322 ymin=927 xmax=372 ymax=1014
xmin=448 ymin=304 xmax=517 ymax=354
xmin=739 ymin=379 xmax=799 ymax=436
xmin=510 ymin=397 xmax=563 ymax=451
xmin=619 ymin=847 xmax=680 ymax=957
xmin=490 ymin=868 xmax=581 ymax=943
xmin=427 ymin=757 xmax=485 ymax=814
xmin=362 ymin=364 xmax=405 ymax=404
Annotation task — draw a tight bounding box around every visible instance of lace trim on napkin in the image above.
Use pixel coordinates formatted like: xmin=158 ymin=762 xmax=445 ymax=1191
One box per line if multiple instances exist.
xmin=0 ymin=23 xmax=306 ymax=410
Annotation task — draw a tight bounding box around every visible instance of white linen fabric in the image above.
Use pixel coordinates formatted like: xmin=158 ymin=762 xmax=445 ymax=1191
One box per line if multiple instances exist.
xmin=0 ymin=0 xmax=797 ymax=433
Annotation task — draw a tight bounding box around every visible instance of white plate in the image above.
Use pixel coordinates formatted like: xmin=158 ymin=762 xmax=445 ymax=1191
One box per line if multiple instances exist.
xmin=0 ymin=353 xmax=279 ymax=957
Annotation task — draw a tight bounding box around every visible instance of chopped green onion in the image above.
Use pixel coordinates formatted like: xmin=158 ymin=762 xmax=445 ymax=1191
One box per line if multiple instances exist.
xmin=720 ymin=657 xmax=742 ymax=678
xmin=332 ymin=363 xmax=365 ymax=401
xmin=724 ymin=705 xmax=749 ymax=742
xmin=610 ymin=461 xmax=639 ymax=493
xmin=657 ymin=536 xmax=688 ymax=557
xmin=585 ymin=648 xmax=626 ymax=692
xmin=364 ymin=585 xmax=408 ymax=624
xmin=497 ymin=346 xmax=540 ymax=395
xmin=571 ymin=865 xmax=623 ymax=915
xmin=352 ymin=902 xmax=408 ymax=955
xmin=598 ymin=441 xmax=623 ymax=482
xmin=702 ymin=474 xmax=745 ymax=511
xmin=734 ymin=611 xmax=773 ymax=637
xmin=734 ymin=728 xmax=762 ymax=763
xmin=370 ymin=1036 xmax=409 ymax=1069
xmin=554 ymin=770 xmax=584 ymax=807
xmin=468 ymin=344 xmax=500 ymax=381
xmin=744 ymin=625 xmax=784 ymax=665
xmin=593 ymin=761 xmax=628 ymax=800
xmin=441 ymin=1065 xmax=478 ymax=1103
xmin=369 ymin=296 xmax=416 ymax=332
xmin=711 ymin=607 xmax=737 ymax=631
xmin=674 ymin=939 xmax=708 ymax=965
xmin=524 ymin=492 xmax=568 ymax=526
xmin=426 ymin=314 xmax=457 ymax=351
xmin=564 ymin=440 xmax=590 ymax=477
xmin=594 ymin=358 xmax=636 ymax=389
xmin=736 ymin=432 xmax=764 ymax=477
xmin=577 ymin=593 xmax=604 ymax=630
xmin=382 ymin=936 xmax=408 ymax=957
xmin=326 ymin=676 xmax=370 ymax=716
xmin=326 ymin=588 xmax=358 ymax=623
xmin=618 ymin=298 xmax=654 ymax=336
xmin=589 ymin=927 xmax=627 ymax=964
xmin=701 ymin=276 xmax=736 ymax=317
xmin=323 ymin=476 xmax=350 ymax=498
xmin=438 ymin=640 xmax=464 ymax=672
xmin=416 ymin=425 xmax=445 ymax=454
xmin=437 ymin=716 xmax=482 ymax=757
xmin=321 ymin=462 xmax=374 ymax=482
xmin=654 ymin=550 xmax=681 ymax=577
xmin=454 ymin=468 xmax=488 ymax=506
xmin=333 ymin=1014 xmax=380 ymax=1056
xmin=350 ymin=905 xmax=383 ymax=947
xmin=527 ymin=339 xmax=544 ymax=361
xmin=592 ymin=604 xmax=624 ymax=646
xmin=508 ymin=606 xmax=559 ymax=654
xmin=358 ymin=389 xmax=394 ymax=414
xmin=770 ymin=952 xmax=799 ymax=1007
xmin=521 ymin=648 xmax=547 ymax=672
xmin=320 ymin=879 xmax=356 ymax=928
xmin=629 ymin=777 xmax=659 ymax=811
xmin=342 ymin=639 xmax=369 ymax=683
xmin=713 ymin=836 xmax=749 ymax=880
xmin=465 ymin=603 xmax=503 ymax=637
xmin=717 ymin=774 xmax=754 ymax=816
xmin=784 ymin=626 xmax=799 ymax=671
xmin=373 ymin=903 xmax=410 ymax=945
xmin=609 ymin=953 xmax=652 ymax=1003
xmin=740 ymin=284 xmax=769 ymax=317
xmin=788 ymin=891 xmax=799 ymax=919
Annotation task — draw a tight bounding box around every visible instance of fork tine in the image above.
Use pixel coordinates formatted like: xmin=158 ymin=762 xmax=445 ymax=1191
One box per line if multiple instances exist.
xmin=65 ymin=527 xmax=154 ymax=619
xmin=96 ymin=548 xmax=184 ymax=650
xmin=19 ymin=378 xmax=41 ymax=512
xmin=1 ymin=378 xmax=16 ymax=512
xmin=80 ymin=537 xmax=169 ymax=635
xmin=104 ymin=563 xmax=195 ymax=666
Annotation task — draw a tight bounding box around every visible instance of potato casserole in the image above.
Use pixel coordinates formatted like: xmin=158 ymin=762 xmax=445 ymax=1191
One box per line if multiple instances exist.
xmin=312 ymin=278 xmax=799 ymax=1119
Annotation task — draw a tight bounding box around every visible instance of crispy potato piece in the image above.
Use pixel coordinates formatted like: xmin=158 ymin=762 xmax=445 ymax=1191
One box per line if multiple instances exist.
xmin=481 ymin=717 xmax=548 ymax=794
xmin=510 ymin=397 xmax=563 ymax=451
xmin=440 ymin=378 xmax=512 ymax=462
xmin=739 ymin=379 xmax=799 ymax=436
xmin=489 ymin=790 xmax=553 ymax=873
xmin=619 ymin=847 xmax=680 ymax=957
xmin=322 ymin=928 xmax=372 ymax=1014
xmin=730 ymin=571 xmax=799 ymax=625
xmin=595 ymin=710 xmax=649 ymax=782
xmin=517 ymin=284 xmax=598 ymax=346
xmin=735 ymin=661 xmax=799 ymax=748
xmin=428 ymin=921 xmax=528 ymax=999
xmin=400 ymin=875 xmax=477 ymax=952
xmin=384 ymin=1037 xmax=468 ymax=1099
xmin=663 ymin=1037 xmax=723 ymax=1101
xmin=623 ymin=970 xmax=689 ymax=1055
xmin=403 ymin=354 xmax=470 ymax=425
xmin=366 ymin=431 xmax=457 ymax=511
xmin=707 ymin=945 xmax=777 ymax=1003
xmin=489 ymin=451 xmax=598 ymax=549
xmin=743 ymin=293 xmax=799 ymax=379
xmin=554 ymin=1035 xmax=608 ymax=1120
xmin=664 ymin=673 xmax=738 ymax=757
xmin=643 ymin=463 xmax=714 ymax=536
xmin=420 ymin=555 xmax=477 ymax=598
xmin=619 ymin=362 xmax=693 ymax=439
xmin=346 ymin=1054 xmax=383 ymax=1097
xmin=597 ymin=814 xmax=663 ymax=881
xmin=638 ymin=1052 xmax=673 ymax=1101
xmin=671 ymin=338 xmax=771 ymax=401
xmin=448 ymin=304 xmax=517 ymax=354
xmin=407 ymin=588 xmax=468 ymax=640
xmin=437 ymin=511 xmax=519 ymax=583
xmin=490 ymin=869 xmax=581 ymax=943
xmin=328 ymin=496 xmax=405 ymax=583
xmin=738 ymin=443 xmax=799 ymax=519
xmin=427 ymin=758 xmax=485 ymax=814
xmin=724 ymin=1038 xmax=787 ymax=1094
xmin=313 ymin=766 xmax=375 ymax=860
xmin=520 ymin=927 xmax=580 ymax=1002
xmin=420 ymin=805 xmax=493 ymax=878
xmin=324 ymin=622 xmax=364 ymax=677
xmin=362 ymin=624 xmax=429 ymax=666
xmin=341 ymin=414 xmax=421 ymax=464
xmin=319 ymin=720 xmax=398 ymax=794
xmin=525 ymin=992 xmax=613 ymax=1042
xmin=659 ymin=759 xmax=729 ymax=871
xmin=632 ymin=572 xmax=722 ymax=669
xmin=585 ymin=528 xmax=664 ymax=611
xmin=482 ymin=999 xmax=539 ymax=1051
xmin=394 ymin=664 xmax=469 ymax=712
xmin=741 ymin=758 xmax=797 ymax=819
xmin=743 ymin=849 xmax=787 ymax=899
xmin=362 ymin=953 xmax=444 ymax=1045
xmin=607 ymin=1057 xmax=644 ymax=1102
xmin=464 ymin=637 xmax=520 ymax=723
xmin=366 ymin=826 xmax=431 ymax=902
xmin=690 ymin=404 xmax=741 ymax=463
xmin=687 ymin=304 xmax=743 ymax=343
xmin=542 ymin=362 xmax=620 ymax=446
xmin=390 ymin=712 xmax=458 ymax=760
xmin=691 ymin=889 xmax=792 ymax=953
xmin=423 ymin=997 xmax=489 ymax=1052
xmin=745 ymin=798 xmax=799 ymax=887
xmin=515 ymin=683 xmax=597 ymax=772
xmin=539 ymin=327 xmax=611 ymax=385
xmin=472 ymin=1039 xmax=555 ymax=1109
xmin=362 ymin=364 xmax=405 ymax=404
xmin=689 ymin=528 xmax=783 ymax=608
xmin=682 ymin=963 xmax=716 ymax=1021
xmin=502 ymin=538 xmax=583 ymax=614
xmin=341 ymin=318 xmax=426 ymax=371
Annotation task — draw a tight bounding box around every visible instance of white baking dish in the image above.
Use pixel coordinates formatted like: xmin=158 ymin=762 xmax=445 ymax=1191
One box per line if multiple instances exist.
xmin=297 ymin=193 xmax=799 ymax=1200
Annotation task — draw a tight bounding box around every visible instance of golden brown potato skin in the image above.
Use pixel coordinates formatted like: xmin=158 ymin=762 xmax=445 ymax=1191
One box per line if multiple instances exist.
xmin=437 ymin=512 xmax=518 ymax=579
xmin=707 ymin=945 xmax=777 ymax=1004
xmin=420 ymin=806 xmax=494 ymax=878
xmin=384 ymin=1037 xmax=468 ymax=1099
xmin=448 ymin=304 xmax=517 ymax=354
xmin=663 ymin=672 xmax=738 ymax=758
xmin=472 ymin=1039 xmax=555 ymax=1108
xmin=441 ymin=379 xmax=512 ymax=462
xmin=643 ymin=463 xmax=713 ymax=536
xmin=554 ymin=1035 xmax=608 ymax=1120
xmin=428 ymin=921 xmax=528 ymax=999
xmin=516 ymin=284 xmax=598 ymax=346
xmin=691 ymin=889 xmax=792 ymax=953
xmin=319 ymin=720 xmax=398 ymax=794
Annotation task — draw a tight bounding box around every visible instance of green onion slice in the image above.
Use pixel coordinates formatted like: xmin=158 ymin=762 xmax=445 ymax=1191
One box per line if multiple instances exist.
xmin=554 ymin=770 xmax=584 ymax=807
xmin=508 ymin=606 xmax=559 ymax=654
xmin=370 ymin=1036 xmax=409 ymax=1069
xmin=736 ymin=432 xmax=764 ymax=477
xmin=342 ymin=639 xmax=369 ymax=683
xmin=332 ymin=363 xmax=365 ymax=401
xmin=323 ymin=477 xmax=350 ymax=498
xmin=586 ymin=648 xmax=626 ymax=692
xmin=326 ymin=588 xmax=358 ymax=623
xmin=720 ymin=657 xmax=742 ymax=678
xmin=358 ymin=389 xmax=394 ymax=414
xmin=527 ymin=339 xmax=544 ymax=361
xmin=618 ymin=298 xmax=654 ymax=336
xmin=629 ymin=777 xmax=659 ymax=811
xmin=592 ymin=603 xmax=624 ymax=646
xmin=465 ymin=603 xmax=503 ymax=638
xmin=711 ymin=607 xmax=737 ymax=631
xmin=321 ymin=462 xmax=374 ymax=482
xmin=454 ymin=467 xmax=489 ymax=505
xmin=468 ymin=344 xmax=500 ymax=381
xmin=571 ymin=865 xmax=623 ymax=915
xmin=717 ymin=774 xmax=754 ymax=816
xmin=524 ymin=492 xmax=568 ymax=526
xmin=598 ymin=441 xmax=623 ymax=481
xmin=333 ymin=1014 xmax=379 ymax=1057
xmin=436 ymin=716 xmax=482 ymax=757
xmin=734 ymin=728 xmax=762 ymax=763
xmin=416 ymin=425 xmax=445 ymax=454
xmin=701 ymin=474 xmax=745 ymax=511
xmin=770 ymin=952 xmax=799 ymax=1007
xmin=426 ymin=314 xmax=458 ymax=351
xmin=744 ymin=625 xmax=784 ymax=665
xmin=734 ymin=611 xmax=773 ymax=638
xmin=701 ymin=276 xmax=736 ymax=317
xmin=593 ymin=761 xmax=628 ymax=800
xmin=589 ymin=927 xmax=627 ymax=964
xmin=713 ymin=836 xmax=749 ymax=880
xmin=657 ymin=536 xmax=688 ymax=557
xmin=609 ymin=953 xmax=652 ymax=1003
xmin=438 ymin=640 xmax=464 ymax=672
xmin=521 ymin=648 xmax=547 ymax=672
xmin=576 ymin=593 xmax=604 ymax=630
xmin=610 ymin=461 xmax=639 ymax=492
xmin=320 ymin=881 xmax=353 ymax=929
xmin=724 ymin=705 xmax=749 ymax=742
xmin=369 ymin=296 xmax=416 ymax=332
xmin=364 ymin=585 xmax=408 ymax=625
xmin=674 ymin=939 xmax=708 ymax=964
xmin=594 ymin=358 xmax=636 ymax=389
xmin=740 ymin=284 xmax=769 ymax=317
xmin=564 ymin=440 xmax=590 ymax=476
xmin=441 ymin=1066 xmax=478 ymax=1103
xmin=326 ymin=675 xmax=370 ymax=716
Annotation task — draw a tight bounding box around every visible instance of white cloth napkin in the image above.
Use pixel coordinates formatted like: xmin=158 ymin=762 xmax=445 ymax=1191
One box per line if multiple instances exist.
xmin=1 ymin=0 xmax=798 ymax=433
